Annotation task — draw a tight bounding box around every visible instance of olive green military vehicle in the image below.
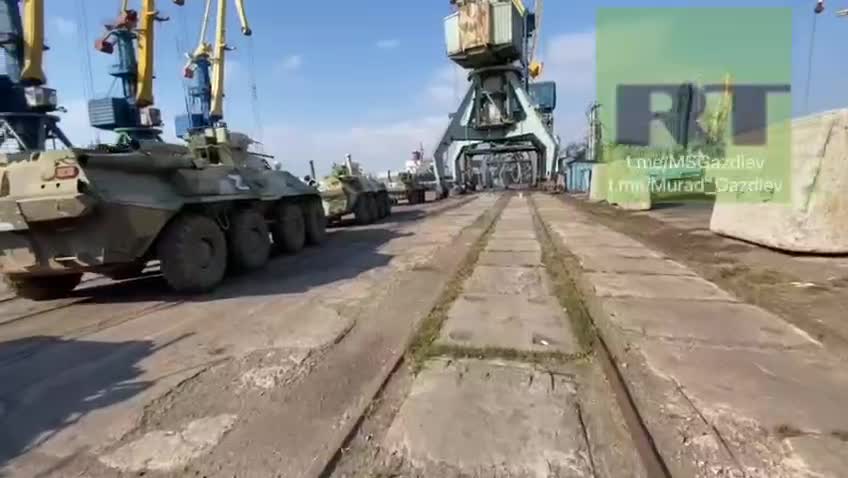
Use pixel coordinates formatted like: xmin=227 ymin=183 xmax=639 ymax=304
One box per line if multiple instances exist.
xmin=0 ymin=127 xmax=326 ymax=299
xmin=318 ymin=156 xmax=391 ymax=225
xmin=386 ymin=171 xmax=427 ymax=205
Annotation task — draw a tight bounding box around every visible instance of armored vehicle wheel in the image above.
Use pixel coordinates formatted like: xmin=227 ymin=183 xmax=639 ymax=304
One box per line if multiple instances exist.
xmin=158 ymin=214 xmax=228 ymax=293
xmin=4 ymin=273 xmax=82 ymax=301
xmin=376 ymin=194 xmax=387 ymax=219
xmin=368 ymin=194 xmax=380 ymax=222
xmin=228 ymin=209 xmax=271 ymax=271
xmin=406 ymin=191 xmax=418 ymax=204
xmin=304 ymin=201 xmax=327 ymax=245
xmin=273 ymin=203 xmax=306 ymax=253
xmin=106 ymin=262 xmax=147 ymax=281
xmin=382 ymin=193 xmax=392 ymax=217
xmin=354 ymin=196 xmax=372 ymax=225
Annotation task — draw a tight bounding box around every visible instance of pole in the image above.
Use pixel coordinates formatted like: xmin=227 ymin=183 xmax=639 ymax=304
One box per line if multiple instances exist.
xmin=309 ymin=160 xmax=316 ymax=179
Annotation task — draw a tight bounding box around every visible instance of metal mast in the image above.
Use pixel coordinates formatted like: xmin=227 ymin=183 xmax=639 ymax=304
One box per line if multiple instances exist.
xmin=0 ymin=0 xmax=70 ymax=151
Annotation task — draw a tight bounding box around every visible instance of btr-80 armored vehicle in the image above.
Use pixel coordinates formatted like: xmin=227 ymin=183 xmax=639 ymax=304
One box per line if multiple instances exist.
xmin=319 ymin=155 xmax=391 ymax=225
xmin=0 ymin=127 xmax=326 ymax=299
xmin=386 ymin=171 xmax=428 ymax=205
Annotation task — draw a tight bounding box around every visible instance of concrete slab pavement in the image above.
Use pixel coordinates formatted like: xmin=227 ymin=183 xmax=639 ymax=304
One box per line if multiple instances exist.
xmin=477 ymin=251 xmax=542 ymax=267
xmin=485 ymin=238 xmax=543 ymax=252
xmin=533 ymin=192 xmax=848 ymax=478
xmin=587 ymin=272 xmax=737 ymax=301
xmin=577 ymin=255 xmax=695 ymax=276
xmin=437 ymin=294 xmax=577 ymax=353
xmin=463 ymin=265 xmax=551 ymax=298
xmin=383 ymin=359 xmax=593 ymax=477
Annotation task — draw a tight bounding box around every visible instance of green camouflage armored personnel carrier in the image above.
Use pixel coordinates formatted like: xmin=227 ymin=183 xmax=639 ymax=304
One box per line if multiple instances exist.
xmin=0 ymin=127 xmax=326 ymax=299
xmin=319 ymin=155 xmax=391 ymax=225
xmin=386 ymin=171 xmax=427 ymax=205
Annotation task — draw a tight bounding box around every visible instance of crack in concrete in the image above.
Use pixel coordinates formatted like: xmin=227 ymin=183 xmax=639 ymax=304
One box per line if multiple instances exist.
xmin=576 ymin=402 xmax=598 ymax=478
xmin=673 ymin=379 xmax=748 ymax=477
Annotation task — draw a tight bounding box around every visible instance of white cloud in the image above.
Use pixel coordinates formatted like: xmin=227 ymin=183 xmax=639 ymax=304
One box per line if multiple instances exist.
xmin=264 ymin=116 xmax=449 ymax=178
xmin=423 ymin=64 xmax=467 ymax=112
xmin=542 ymin=30 xmax=595 ymax=92
xmin=538 ymin=30 xmax=597 ymax=144
xmin=376 ymin=39 xmax=400 ymax=50
xmin=278 ymin=55 xmax=303 ymax=72
xmin=50 ymin=17 xmax=77 ymax=37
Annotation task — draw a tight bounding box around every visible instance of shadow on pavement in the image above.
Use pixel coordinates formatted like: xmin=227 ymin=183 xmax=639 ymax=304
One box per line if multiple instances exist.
xmin=0 ymin=336 xmax=165 ymax=474
xmin=70 ymin=220 xmax=414 ymax=305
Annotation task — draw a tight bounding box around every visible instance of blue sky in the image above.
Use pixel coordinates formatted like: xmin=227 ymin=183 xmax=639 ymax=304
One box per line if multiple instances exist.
xmin=38 ymin=0 xmax=848 ymax=176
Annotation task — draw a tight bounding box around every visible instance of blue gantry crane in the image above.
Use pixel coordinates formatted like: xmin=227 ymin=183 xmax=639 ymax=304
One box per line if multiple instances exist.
xmin=433 ymin=0 xmax=558 ymax=193
xmin=175 ymin=0 xmax=251 ymax=138
xmin=0 ymin=0 xmax=71 ymax=151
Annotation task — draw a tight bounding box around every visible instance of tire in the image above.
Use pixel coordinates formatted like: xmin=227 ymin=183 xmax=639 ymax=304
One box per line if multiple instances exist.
xmin=105 ymin=262 xmax=146 ymax=281
xmin=4 ymin=273 xmax=82 ymax=301
xmin=407 ymin=191 xmax=418 ymax=205
xmin=354 ymin=195 xmax=372 ymax=225
xmin=375 ymin=193 xmax=387 ymax=219
xmin=304 ymin=200 xmax=327 ymax=245
xmin=272 ymin=202 xmax=306 ymax=253
xmin=158 ymin=214 xmax=228 ymax=293
xmin=382 ymin=193 xmax=392 ymax=217
xmin=228 ymin=209 xmax=271 ymax=272
xmin=367 ymin=194 xmax=379 ymax=222
xmin=419 ymin=190 xmax=427 ymax=203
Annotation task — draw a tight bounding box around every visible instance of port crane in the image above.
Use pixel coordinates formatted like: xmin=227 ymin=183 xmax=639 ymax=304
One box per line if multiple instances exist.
xmin=88 ymin=0 xmax=185 ymax=143
xmin=175 ymin=0 xmax=252 ymax=137
xmin=433 ymin=0 xmax=558 ymax=193
xmin=0 ymin=0 xmax=71 ymax=151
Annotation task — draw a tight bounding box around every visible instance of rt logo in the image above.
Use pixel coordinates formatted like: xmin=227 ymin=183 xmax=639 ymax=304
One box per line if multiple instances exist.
xmin=615 ymin=84 xmax=791 ymax=147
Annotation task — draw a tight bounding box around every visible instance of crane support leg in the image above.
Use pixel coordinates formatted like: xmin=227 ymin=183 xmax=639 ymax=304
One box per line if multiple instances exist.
xmin=432 ymin=66 xmax=559 ymax=195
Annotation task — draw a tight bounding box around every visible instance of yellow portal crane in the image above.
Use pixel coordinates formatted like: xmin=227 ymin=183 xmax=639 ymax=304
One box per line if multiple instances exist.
xmin=183 ymin=0 xmax=251 ymax=121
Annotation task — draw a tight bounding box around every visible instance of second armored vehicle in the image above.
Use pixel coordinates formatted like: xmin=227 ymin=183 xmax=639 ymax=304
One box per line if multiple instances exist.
xmin=386 ymin=171 xmax=427 ymax=205
xmin=319 ymin=155 xmax=391 ymax=225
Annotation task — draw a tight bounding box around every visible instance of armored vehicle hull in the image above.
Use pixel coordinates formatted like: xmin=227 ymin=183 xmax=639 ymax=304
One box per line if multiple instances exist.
xmin=386 ymin=172 xmax=427 ymax=205
xmin=319 ymin=175 xmax=391 ymax=225
xmin=0 ymin=130 xmax=326 ymax=299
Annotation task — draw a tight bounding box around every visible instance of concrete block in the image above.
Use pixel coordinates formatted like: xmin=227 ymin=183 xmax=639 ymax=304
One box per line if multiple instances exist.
xmin=383 ymin=359 xmax=592 ymax=477
xmin=464 ymin=266 xmax=550 ymax=298
xmin=477 ymin=251 xmax=542 ymax=267
xmin=710 ymin=109 xmax=848 ymax=253
xmin=437 ymin=294 xmax=577 ymax=353
xmin=602 ymin=298 xmax=818 ymax=348
xmin=588 ymin=163 xmax=609 ymax=202
xmin=586 ymin=272 xmax=736 ymax=301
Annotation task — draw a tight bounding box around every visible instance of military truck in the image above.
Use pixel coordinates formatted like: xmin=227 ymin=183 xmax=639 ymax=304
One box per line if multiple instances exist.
xmin=319 ymin=155 xmax=391 ymax=225
xmin=386 ymin=171 xmax=427 ymax=205
xmin=0 ymin=127 xmax=326 ymax=299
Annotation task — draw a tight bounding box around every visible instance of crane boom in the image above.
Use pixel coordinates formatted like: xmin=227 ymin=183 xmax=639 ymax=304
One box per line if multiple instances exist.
xmin=19 ymin=0 xmax=44 ymax=84
xmin=210 ymin=0 xmax=251 ymax=118
xmin=135 ymin=0 xmax=156 ymax=107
